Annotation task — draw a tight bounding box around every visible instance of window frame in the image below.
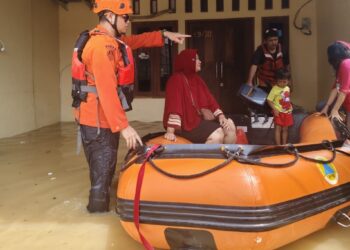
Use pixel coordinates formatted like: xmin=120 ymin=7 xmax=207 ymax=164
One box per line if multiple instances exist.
xmin=131 ymin=21 xmax=178 ymax=98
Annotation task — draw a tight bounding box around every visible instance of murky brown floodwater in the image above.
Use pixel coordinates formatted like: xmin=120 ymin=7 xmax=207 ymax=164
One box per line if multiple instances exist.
xmin=0 ymin=122 xmax=349 ymax=250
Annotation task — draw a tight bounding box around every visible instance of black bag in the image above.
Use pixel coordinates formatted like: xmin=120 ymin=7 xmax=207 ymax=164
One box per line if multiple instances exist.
xmin=118 ymin=85 xmax=134 ymax=112
xmin=71 ymin=30 xmax=90 ymax=108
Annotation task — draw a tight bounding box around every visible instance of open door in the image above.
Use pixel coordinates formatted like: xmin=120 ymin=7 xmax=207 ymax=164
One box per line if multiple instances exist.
xmin=186 ymin=18 xmax=254 ymax=114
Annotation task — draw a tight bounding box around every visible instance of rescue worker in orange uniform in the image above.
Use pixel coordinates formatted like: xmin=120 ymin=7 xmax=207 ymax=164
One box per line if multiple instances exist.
xmin=75 ymin=0 xmax=190 ymax=213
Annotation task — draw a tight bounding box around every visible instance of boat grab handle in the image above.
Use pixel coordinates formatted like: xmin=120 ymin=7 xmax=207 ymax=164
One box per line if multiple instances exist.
xmin=336 ymin=212 xmax=350 ymax=228
xmin=121 ymin=144 xmax=165 ymax=171
xmin=147 ymin=148 xmax=242 ymax=179
xmin=147 ymin=147 xmax=299 ymax=180
xmin=121 ymin=140 xmax=340 ymax=174
xmin=232 ymin=145 xmax=299 ymax=168
xmin=297 ymin=140 xmax=336 ymax=164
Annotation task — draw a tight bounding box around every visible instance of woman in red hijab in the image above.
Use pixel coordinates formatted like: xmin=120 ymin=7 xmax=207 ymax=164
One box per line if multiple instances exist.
xmin=163 ymin=49 xmax=236 ymax=143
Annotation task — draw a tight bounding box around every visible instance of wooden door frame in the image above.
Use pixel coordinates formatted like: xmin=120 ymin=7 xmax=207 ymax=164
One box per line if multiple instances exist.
xmin=185 ymin=18 xmax=255 ymax=79
xmin=185 ymin=18 xmax=255 ymax=114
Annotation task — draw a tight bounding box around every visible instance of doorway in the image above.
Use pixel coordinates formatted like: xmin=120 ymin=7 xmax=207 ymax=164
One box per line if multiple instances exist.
xmin=186 ymin=18 xmax=254 ymax=114
xmin=262 ymin=16 xmax=289 ymax=54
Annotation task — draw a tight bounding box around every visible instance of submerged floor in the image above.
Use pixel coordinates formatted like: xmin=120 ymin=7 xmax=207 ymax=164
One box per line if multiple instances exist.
xmin=0 ymin=122 xmax=349 ymax=250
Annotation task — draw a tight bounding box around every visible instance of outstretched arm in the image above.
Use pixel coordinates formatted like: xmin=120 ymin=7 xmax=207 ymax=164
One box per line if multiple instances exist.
xmin=122 ymin=31 xmax=191 ymax=50
xmin=162 ymin=30 xmax=191 ymax=45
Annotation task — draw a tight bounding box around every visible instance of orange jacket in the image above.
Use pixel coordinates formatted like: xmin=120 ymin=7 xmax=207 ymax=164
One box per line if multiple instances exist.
xmin=75 ymin=25 xmax=164 ymax=132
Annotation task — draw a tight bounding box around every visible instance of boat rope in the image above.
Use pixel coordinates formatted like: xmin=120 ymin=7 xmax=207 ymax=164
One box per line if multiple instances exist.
xmin=121 ymin=144 xmax=164 ymax=171
xmin=122 ymin=141 xmax=344 ymax=180
xmin=145 ymin=142 xmax=337 ymax=179
xmin=228 ymin=145 xmax=300 ymax=168
xmin=146 ymin=146 xmax=300 ymax=179
xmin=147 ymin=147 xmax=241 ymax=179
xmin=121 ymin=148 xmax=147 ymax=171
xmin=336 ymin=149 xmax=350 ymax=156
xmin=297 ymin=140 xmax=336 ymax=164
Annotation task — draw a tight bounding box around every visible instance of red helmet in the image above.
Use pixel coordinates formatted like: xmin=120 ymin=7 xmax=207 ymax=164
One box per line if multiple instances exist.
xmin=93 ymin=0 xmax=133 ymax=15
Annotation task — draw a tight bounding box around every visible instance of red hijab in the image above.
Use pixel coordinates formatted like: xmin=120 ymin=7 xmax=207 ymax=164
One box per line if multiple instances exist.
xmin=163 ymin=49 xmax=220 ymax=131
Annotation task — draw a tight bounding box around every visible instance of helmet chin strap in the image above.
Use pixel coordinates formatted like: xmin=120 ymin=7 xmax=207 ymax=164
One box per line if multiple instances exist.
xmin=106 ymin=14 xmax=122 ymax=37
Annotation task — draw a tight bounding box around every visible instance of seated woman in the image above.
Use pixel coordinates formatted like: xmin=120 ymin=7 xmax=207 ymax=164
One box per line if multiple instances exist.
xmin=163 ymin=49 xmax=236 ymax=144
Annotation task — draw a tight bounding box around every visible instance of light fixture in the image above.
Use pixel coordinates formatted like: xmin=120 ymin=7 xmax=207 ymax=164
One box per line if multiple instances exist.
xmin=293 ymin=0 xmax=313 ymax=36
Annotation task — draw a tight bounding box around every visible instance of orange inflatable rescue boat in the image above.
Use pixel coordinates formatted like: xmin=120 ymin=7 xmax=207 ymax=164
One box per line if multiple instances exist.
xmin=116 ymin=113 xmax=350 ymax=250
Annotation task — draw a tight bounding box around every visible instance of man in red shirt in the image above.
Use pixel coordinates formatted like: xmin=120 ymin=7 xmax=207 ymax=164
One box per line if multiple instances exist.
xmin=246 ymin=28 xmax=291 ymax=94
xmin=75 ymin=0 xmax=190 ymax=212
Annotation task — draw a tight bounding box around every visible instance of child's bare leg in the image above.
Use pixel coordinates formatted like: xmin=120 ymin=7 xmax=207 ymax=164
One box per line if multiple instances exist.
xmin=282 ymin=126 xmax=288 ymax=144
xmin=275 ymin=125 xmax=282 ymax=145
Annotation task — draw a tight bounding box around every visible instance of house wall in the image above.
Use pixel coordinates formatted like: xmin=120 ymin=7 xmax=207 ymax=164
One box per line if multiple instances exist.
xmin=3 ymin=0 xmax=342 ymax=138
xmin=59 ymin=3 xmax=96 ymax=122
xmin=0 ymin=0 xmax=59 ymax=138
xmin=60 ymin=0 xmax=318 ymax=123
xmin=316 ymin=0 xmax=350 ymax=102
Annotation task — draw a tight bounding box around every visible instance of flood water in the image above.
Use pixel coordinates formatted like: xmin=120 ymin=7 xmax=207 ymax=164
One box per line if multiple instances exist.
xmin=0 ymin=122 xmax=349 ymax=250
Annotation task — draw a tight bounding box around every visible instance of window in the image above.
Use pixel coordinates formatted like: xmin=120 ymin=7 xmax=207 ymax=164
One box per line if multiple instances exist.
xmin=282 ymin=0 xmax=289 ymax=9
xmin=248 ymin=0 xmax=256 ymax=10
xmin=133 ymin=0 xmax=140 ymax=14
xmin=185 ymin=0 xmax=192 ymax=13
xmin=216 ymin=0 xmax=224 ymax=12
xmin=150 ymin=0 xmax=157 ymax=14
xmin=132 ymin=22 xmax=178 ymax=97
xmin=200 ymin=0 xmax=208 ymax=12
xmin=160 ymin=40 xmax=173 ymax=92
xmin=232 ymin=0 xmax=240 ymax=11
xmin=169 ymin=0 xmax=176 ymax=13
xmin=265 ymin=0 xmax=272 ymax=9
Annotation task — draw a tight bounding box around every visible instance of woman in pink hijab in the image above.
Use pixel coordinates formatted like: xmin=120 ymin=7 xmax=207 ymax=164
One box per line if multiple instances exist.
xmin=163 ymin=49 xmax=236 ymax=143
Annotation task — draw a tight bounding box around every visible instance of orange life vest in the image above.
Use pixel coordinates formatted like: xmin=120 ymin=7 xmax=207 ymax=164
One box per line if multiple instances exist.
xmin=71 ymin=30 xmax=135 ymax=111
xmin=257 ymin=44 xmax=285 ymax=87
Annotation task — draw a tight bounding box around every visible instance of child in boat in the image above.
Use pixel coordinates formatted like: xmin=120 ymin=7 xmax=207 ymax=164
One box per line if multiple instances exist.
xmin=267 ymin=69 xmax=293 ymax=145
